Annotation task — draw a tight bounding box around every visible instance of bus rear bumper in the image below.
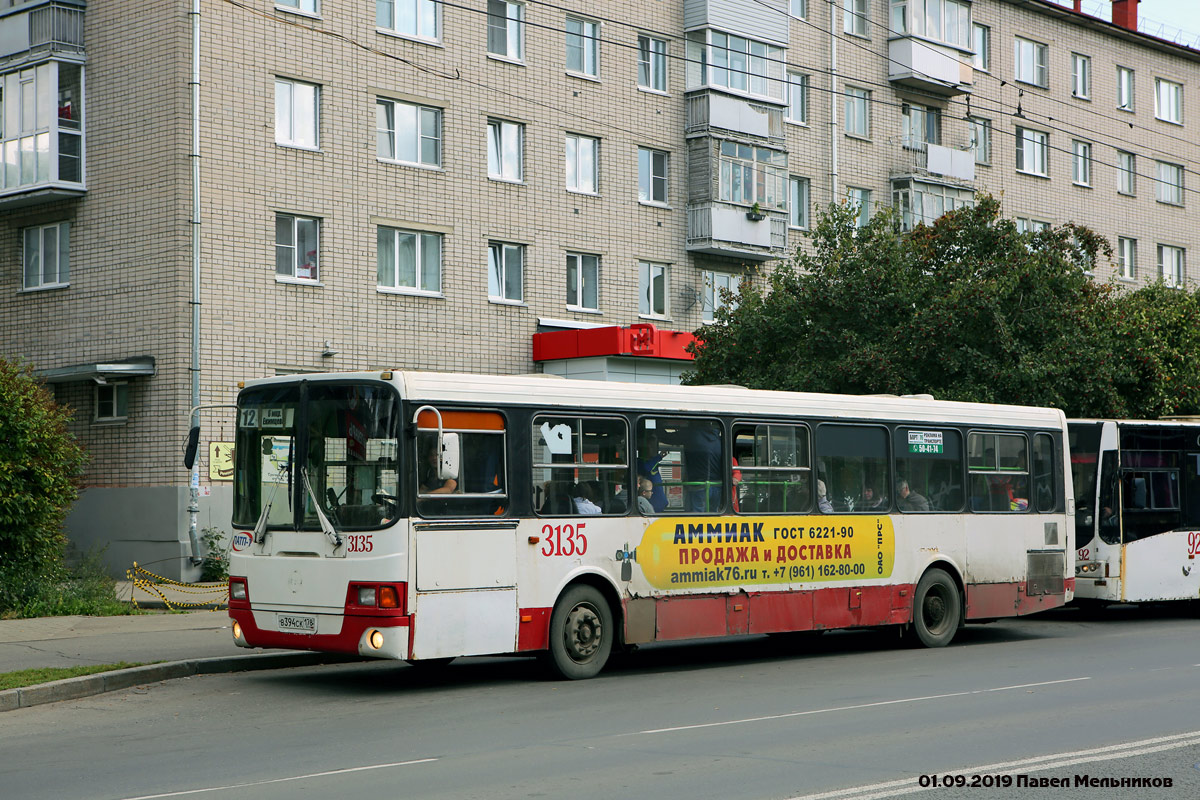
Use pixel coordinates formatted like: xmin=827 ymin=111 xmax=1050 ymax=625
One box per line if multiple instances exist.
xmin=229 ymin=607 xmax=411 ymax=660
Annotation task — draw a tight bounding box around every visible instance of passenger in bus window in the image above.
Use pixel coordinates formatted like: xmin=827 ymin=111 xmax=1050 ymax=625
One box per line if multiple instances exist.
xmin=817 ymin=479 xmax=834 ymax=513
xmin=573 ymin=482 xmax=602 ymax=515
xmin=661 ymin=423 xmax=723 ymax=513
xmin=637 ymin=476 xmax=656 ymax=514
xmin=419 ymin=440 xmax=458 ymax=494
xmin=860 ymin=485 xmax=887 ymax=512
xmin=896 ymin=479 xmax=930 ymax=512
xmin=637 ymin=430 xmax=670 ymax=512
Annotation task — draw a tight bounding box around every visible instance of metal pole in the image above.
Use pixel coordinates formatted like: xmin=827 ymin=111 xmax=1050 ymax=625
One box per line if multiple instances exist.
xmin=187 ymin=0 xmax=203 ymax=567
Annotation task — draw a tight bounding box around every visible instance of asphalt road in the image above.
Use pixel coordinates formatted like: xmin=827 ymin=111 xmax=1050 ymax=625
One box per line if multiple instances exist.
xmin=2 ymin=605 xmax=1198 ymax=800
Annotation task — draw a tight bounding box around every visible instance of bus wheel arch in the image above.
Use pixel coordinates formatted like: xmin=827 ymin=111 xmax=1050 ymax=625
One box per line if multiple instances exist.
xmin=543 ymin=575 xmax=621 ymax=680
xmin=909 ymin=563 xmax=964 ymax=648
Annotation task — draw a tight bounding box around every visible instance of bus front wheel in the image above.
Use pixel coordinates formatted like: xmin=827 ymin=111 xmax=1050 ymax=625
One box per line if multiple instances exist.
xmin=546 ymin=585 xmax=613 ymax=680
xmin=911 ymin=569 xmax=961 ymax=648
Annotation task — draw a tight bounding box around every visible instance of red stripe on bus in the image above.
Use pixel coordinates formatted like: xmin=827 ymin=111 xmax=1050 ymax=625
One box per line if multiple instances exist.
xmin=966 ymin=581 xmax=1071 ymax=618
xmin=517 ymin=607 xmax=552 ymax=651
xmin=229 ymin=608 xmax=410 ymax=654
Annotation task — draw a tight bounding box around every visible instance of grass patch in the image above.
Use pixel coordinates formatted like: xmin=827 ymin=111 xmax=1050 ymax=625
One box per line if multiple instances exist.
xmin=0 ymin=662 xmax=147 ymax=691
xmin=1 ymin=551 xmax=140 ymax=619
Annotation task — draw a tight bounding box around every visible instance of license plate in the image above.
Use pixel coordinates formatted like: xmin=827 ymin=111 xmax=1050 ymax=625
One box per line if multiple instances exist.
xmin=277 ymin=613 xmax=316 ymax=633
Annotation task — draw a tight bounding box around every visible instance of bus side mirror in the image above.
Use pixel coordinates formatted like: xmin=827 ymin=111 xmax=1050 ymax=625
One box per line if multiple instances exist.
xmin=183 ymin=426 xmax=200 ymax=470
xmin=440 ymin=432 xmax=460 ymax=481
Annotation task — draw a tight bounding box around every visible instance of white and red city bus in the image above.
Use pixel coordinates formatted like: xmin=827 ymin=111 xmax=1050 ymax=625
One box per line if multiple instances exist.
xmin=226 ymin=371 xmax=1074 ymax=678
xmin=1070 ymin=419 xmax=1200 ymax=605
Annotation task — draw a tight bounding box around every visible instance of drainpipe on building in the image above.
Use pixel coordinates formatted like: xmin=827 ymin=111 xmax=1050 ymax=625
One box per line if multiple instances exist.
xmin=829 ymin=2 xmax=840 ymax=203
xmin=187 ymin=0 xmax=203 ymax=567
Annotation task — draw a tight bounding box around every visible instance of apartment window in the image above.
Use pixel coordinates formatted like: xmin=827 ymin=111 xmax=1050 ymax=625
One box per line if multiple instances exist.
xmin=890 ymin=1 xmax=970 ymax=48
xmin=278 ymin=0 xmax=318 ymax=15
xmin=972 ymin=23 xmax=990 ymax=70
xmin=638 ymin=35 xmax=667 ymax=92
xmin=22 ymin=222 xmax=69 ymax=290
xmin=565 ymin=17 xmax=600 ymax=77
xmin=487 ymin=119 xmax=523 ymax=182
xmin=968 ymin=117 xmax=991 ymax=164
xmin=1071 ymin=53 xmax=1091 ymax=99
xmin=376 ymin=99 xmax=441 ymax=166
xmin=894 ymin=181 xmax=974 ymax=231
xmin=377 ymin=227 xmax=441 ymax=294
xmin=95 ymin=383 xmax=129 ymax=423
xmin=566 ymin=253 xmax=599 ymax=310
xmin=1015 ymin=127 xmax=1048 ymax=177
xmin=846 ymin=187 xmax=871 ymax=227
xmin=686 ymin=30 xmax=785 ymax=101
xmin=377 ymin=0 xmax=438 ymax=39
xmin=1158 ymin=245 xmax=1185 ymax=288
xmin=789 ymin=176 xmax=810 ymax=229
xmin=1013 ymin=37 xmax=1048 ymax=88
xmin=1015 ymin=218 xmax=1050 ymax=234
xmin=902 ymin=103 xmax=940 ymax=148
xmin=488 ymin=241 xmax=524 ymax=301
xmin=639 ymin=261 xmax=668 ymax=317
xmin=844 ymin=0 xmax=869 ymax=37
xmin=1156 ymin=161 xmax=1184 ymax=205
xmin=787 ymin=72 xmax=809 ymax=124
xmin=566 ymin=134 xmax=599 ymax=193
xmin=1117 ymin=237 xmax=1137 ymax=280
xmin=718 ymin=141 xmax=786 ymax=209
xmin=638 ymin=147 xmax=668 ymax=205
xmin=275 ymin=214 xmax=320 ymax=281
xmin=1117 ymin=66 xmax=1134 ymax=111
xmin=703 ymin=271 xmax=738 ymax=323
xmin=844 ymin=86 xmax=870 ymax=137
xmin=791 ymin=0 xmax=807 ymax=18
xmin=1155 ymin=78 xmax=1183 ymax=124
xmin=1117 ymin=151 xmax=1136 ymax=195
xmin=1072 ymin=140 xmax=1092 ymax=186
xmin=275 ymin=79 xmax=319 ymax=149
xmin=487 ymin=0 xmax=524 ymax=60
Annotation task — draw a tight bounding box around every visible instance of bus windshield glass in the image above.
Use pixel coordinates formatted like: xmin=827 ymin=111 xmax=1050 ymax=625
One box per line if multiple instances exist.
xmin=233 ymin=382 xmax=401 ymax=530
xmin=1068 ymin=422 xmax=1101 ymax=548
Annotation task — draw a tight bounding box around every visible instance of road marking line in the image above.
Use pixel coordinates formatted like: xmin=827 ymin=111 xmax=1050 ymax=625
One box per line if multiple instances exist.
xmin=117 ymin=758 xmax=439 ymax=800
xmin=635 ymin=677 xmax=1091 ymax=735
xmin=784 ymin=730 xmax=1200 ymax=800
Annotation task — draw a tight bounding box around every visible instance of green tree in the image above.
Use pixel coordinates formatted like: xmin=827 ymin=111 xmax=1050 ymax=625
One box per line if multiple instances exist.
xmin=1110 ymin=284 xmax=1200 ymax=418
xmin=0 ymin=357 xmax=89 ymax=613
xmin=685 ymin=195 xmax=1147 ymax=418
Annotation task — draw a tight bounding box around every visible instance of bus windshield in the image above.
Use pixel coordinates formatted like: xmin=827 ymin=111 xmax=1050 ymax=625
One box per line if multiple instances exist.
xmin=233 ymin=382 xmax=401 ymax=531
xmin=1068 ymin=422 xmax=1101 ymax=549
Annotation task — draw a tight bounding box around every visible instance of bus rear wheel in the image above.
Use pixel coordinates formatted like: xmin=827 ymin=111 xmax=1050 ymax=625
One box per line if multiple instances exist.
xmin=546 ymin=585 xmax=613 ymax=680
xmin=911 ymin=568 xmax=961 ymax=648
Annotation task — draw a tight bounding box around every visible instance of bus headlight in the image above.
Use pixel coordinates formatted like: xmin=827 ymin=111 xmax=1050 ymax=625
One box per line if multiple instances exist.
xmin=1076 ymin=562 xmax=1101 ymax=575
xmin=368 ymin=629 xmax=384 ymax=650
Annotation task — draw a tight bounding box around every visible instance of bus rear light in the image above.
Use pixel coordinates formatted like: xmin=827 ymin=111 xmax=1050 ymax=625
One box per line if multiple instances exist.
xmin=378 ymin=586 xmax=400 ymax=609
xmin=232 ymin=621 xmax=243 ymax=641
xmin=229 ymin=577 xmax=248 ymax=601
xmin=347 ymin=582 xmax=407 ymax=614
xmin=358 ymin=586 xmax=377 ymax=606
xmin=368 ymin=629 xmax=384 ymax=649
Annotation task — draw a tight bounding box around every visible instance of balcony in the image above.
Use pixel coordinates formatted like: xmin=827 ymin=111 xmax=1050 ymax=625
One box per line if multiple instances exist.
xmin=0 ymin=1 xmax=84 ymax=65
xmin=686 ymin=89 xmax=785 ymax=143
xmin=888 ymin=36 xmax=972 ymax=96
xmin=888 ymin=137 xmax=976 ymax=185
xmin=686 ymin=202 xmax=788 ymax=261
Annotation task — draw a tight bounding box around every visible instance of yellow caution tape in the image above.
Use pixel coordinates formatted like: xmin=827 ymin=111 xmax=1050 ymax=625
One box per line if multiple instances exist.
xmin=126 ymin=562 xmax=228 ymax=611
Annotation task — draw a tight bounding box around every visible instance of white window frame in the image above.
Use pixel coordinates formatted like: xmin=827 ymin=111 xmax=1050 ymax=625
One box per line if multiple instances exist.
xmin=972 ymin=23 xmax=990 ymax=71
xmin=718 ymin=141 xmax=787 ymax=209
xmin=566 ymin=16 xmax=600 ymax=78
xmin=376 ymin=0 xmax=438 ymax=41
xmin=277 ymin=0 xmax=318 ymax=17
xmin=1156 ymin=161 xmax=1184 ymax=205
xmin=968 ymin=117 xmax=991 ymax=165
xmin=789 ymin=176 xmax=810 ymax=229
xmin=639 ymin=261 xmax=669 ymax=318
xmin=376 ymin=98 xmax=441 ymax=167
xmin=487 ymin=0 xmax=525 ymax=61
xmin=1117 ymin=237 xmax=1137 ymax=281
xmin=1013 ymin=37 xmax=1048 ymax=88
xmin=1158 ymin=244 xmax=1185 ymax=288
xmin=488 ymin=241 xmax=524 ymax=302
xmin=902 ymin=103 xmax=941 ymax=148
xmin=1117 ymin=150 xmax=1136 ymax=195
xmin=790 ymin=0 xmax=808 ymax=19
xmin=487 ymin=118 xmax=523 ymax=182
xmin=637 ymin=35 xmax=667 ymax=93
xmin=686 ymin=30 xmax=785 ymax=101
xmin=1071 ymin=140 xmax=1092 ymax=187
xmin=1117 ymin=66 xmax=1134 ymax=112
xmin=1015 ymin=127 xmax=1048 ymax=177
xmin=844 ymin=0 xmax=869 ymax=37
xmin=566 ymin=252 xmax=600 ymax=311
xmin=22 ymin=221 xmax=70 ymax=290
xmin=846 ymin=187 xmax=871 ymax=227
xmin=377 ymin=226 xmax=442 ymax=295
xmin=703 ymin=270 xmax=738 ymax=323
xmin=94 ymin=382 xmax=129 ymax=423
xmin=844 ymin=86 xmax=870 ymax=137
xmin=275 ymin=213 xmax=320 ymax=283
xmin=1155 ymin=78 xmax=1183 ymax=124
xmin=1071 ymin=53 xmax=1091 ymax=99
xmin=274 ymin=78 xmax=319 ymax=149
xmin=566 ymin=133 xmax=599 ymax=194
xmin=787 ymin=72 xmax=809 ymax=125
xmin=638 ymin=147 xmax=668 ymax=205
xmin=889 ymin=1 xmax=971 ymax=48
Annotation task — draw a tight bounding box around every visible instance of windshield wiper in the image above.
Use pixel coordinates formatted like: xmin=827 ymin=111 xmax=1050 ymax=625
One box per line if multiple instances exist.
xmin=301 ymin=467 xmax=343 ymax=550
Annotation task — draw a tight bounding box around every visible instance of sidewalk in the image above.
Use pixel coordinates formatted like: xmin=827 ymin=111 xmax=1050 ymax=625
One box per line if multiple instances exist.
xmin=0 ymin=582 xmax=359 ymax=712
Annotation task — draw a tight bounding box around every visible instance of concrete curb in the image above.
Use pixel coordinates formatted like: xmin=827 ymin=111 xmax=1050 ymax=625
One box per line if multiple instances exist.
xmin=0 ymin=652 xmax=364 ymax=712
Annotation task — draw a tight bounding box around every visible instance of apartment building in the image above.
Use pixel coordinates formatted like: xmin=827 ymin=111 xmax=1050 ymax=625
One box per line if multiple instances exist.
xmin=0 ymin=0 xmax=1195 ymax=577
